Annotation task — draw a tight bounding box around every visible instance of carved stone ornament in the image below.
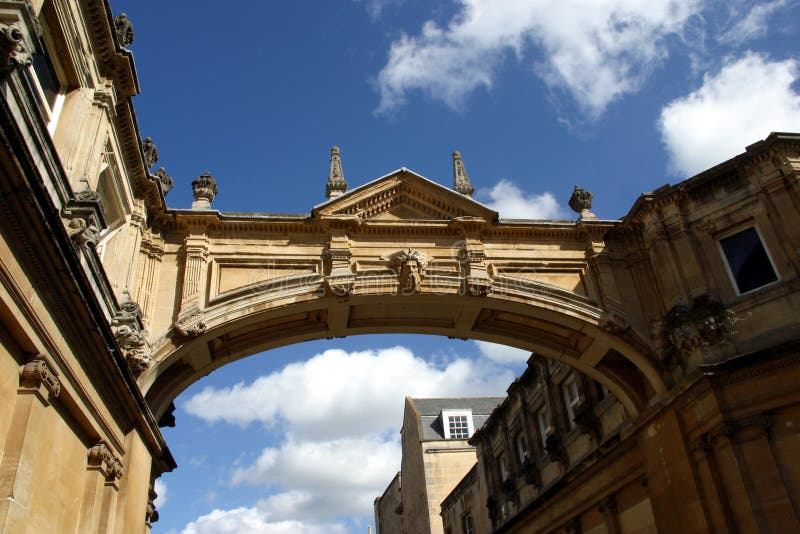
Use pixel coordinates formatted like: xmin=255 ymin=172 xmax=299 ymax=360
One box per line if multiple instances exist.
xmin=522 ymin=456 xmax=542 ymax=487
xmin=326 ymin=274 xmax=355 ymax=297
xmin=111 ymin=299 xmax=152 ymax=376
xmin=326 ymin=146 xmax=348 ymax=199
xmin=113 ymin=13 xmax=134 ymax=48
xmin=452 ymin=151 xmax=475 ymax=197
xmin=387 ymin=248 xmax=428 ymax=294
xmin=154 ymin=167 xmax=173 ymax=194
xmin=87 ymin=443 xmax=123 ymax=481
xmin=191 ymin=171 xmax=217 ymax=208
xmin=569 ymin=185 xmax=597 ymax=219
xmin=0 ymin=22 xmax=31 ymax=74
xmin=19 ymin=358 xmax=61 ymax=398
xmin=75 ymin=189 xmax=99 ymax=202
xmin=544 ymin=427 xmax=567 ymax=467
xmin=466 ymin=276 xmax=492 ymax=296
xmin=158 ymin=402 xmax=177 ymax=428
xmin=146 ymin=484 xmax=159 ymax=526
xmin=66 ymin=216 xmax=99 ymax=247
xmin=659 ymin=294 xmax=736 ymax=365
xmin=174 ymin=310 xmax=207 ymax=337
xmin=572 ymin=396 xmax=601 ymax=442
xmin=599 ymin=310 xmax=629 ymax=336
xmin=142 ymin=137 xmax=158 ymax=168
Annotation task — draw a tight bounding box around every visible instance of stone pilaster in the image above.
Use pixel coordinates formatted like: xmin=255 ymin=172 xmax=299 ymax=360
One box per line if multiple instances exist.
xmin=0 ymin=358 xmax=61 ymax=529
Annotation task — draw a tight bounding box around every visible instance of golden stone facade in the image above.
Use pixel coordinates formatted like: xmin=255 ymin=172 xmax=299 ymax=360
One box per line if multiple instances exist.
xmin=0 ymin=1 xmax=799 ymax=532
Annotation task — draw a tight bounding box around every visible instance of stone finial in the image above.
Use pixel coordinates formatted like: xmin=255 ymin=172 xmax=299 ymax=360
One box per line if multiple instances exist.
xmin=114 ymin=13 xmax=134 ymax=48
xmin=154 ymin=167 xmax=174 ymax=194
xmin=191 ymin=171 xmax=217 ymax=209
xmin=0 ymin=22 xmax=32 ymax=74
xmin=569 ymin=185 xmax=597 ymax=219
xmin=326 ymin=146 xmax=347 ymax=199
xmin=452 ymin=151 xmax=474 ymax=197
xmin=142 ymin=137 xmax=158 ymax=168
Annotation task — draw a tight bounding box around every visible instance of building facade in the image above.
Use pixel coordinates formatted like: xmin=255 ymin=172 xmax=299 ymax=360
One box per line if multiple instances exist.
xmin=440 ymin=141 xmax=800 ymax=532
xmin=375 ymin=397 xmax=503 ymax=534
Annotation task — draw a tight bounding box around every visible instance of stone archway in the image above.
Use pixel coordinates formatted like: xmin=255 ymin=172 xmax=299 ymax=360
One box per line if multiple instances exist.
xmin=134 ymin=166 xmax=667 ymax=422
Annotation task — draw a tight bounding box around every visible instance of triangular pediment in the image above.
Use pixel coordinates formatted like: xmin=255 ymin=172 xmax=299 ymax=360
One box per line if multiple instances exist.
xmin=312 ymin=168 xmax=498 ymax=222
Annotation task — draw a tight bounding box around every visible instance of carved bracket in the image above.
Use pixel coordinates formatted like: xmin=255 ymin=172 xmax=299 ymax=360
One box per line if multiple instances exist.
xmin=544 ymin=428 xmax=567 ymax=467
xmin=174 ymin=308 xmax=207 ymax=337
xmin=146 ymin=483 xmax=159 ymax=527
xmin=0 ymin=21 xmax=31 ymax=74
xmin=87 ymin=442 xmax=123 ymax=483
xmin=573 ymin=396 xmax=602 ymax=442
xmin=112 ymin=299 xmax=152 ymax=376
xmin=325 ymin=243 xmax=355 ymax=296
xmin=19 ymin=357 xmax=61 ymax=400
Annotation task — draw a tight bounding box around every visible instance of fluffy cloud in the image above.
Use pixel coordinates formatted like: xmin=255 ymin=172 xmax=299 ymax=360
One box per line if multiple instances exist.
xmin=376 ymin=0 xmax=703 ymax=117
xmin=184 ymin=346 xmax=513 ymax=439
xmin=232 ymin=435 xmax=401 ymax=519
xmin=480 ymin=180 xmax=565 ymax=219
xmin=719 ymin=0 xmax=789 ymax=45
xmin=180 ymin=508 xmax=346 ymax=534
xmin=474 ymin=340 xmax=530 ymax=364
xmin=658 ymin=52 xmax=800 ymax=177
xmin=154 ymin=479 xmax=168 ymax=509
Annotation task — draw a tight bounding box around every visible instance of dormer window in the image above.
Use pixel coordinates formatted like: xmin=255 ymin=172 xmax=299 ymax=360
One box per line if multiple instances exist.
xmin=719 ymin=227 xmax=778 ymax=295
xmin=442 ymin=410 xmax=474 ymax=439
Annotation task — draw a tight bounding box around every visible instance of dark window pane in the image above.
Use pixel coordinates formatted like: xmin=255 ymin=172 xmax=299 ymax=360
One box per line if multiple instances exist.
xmin=720 ymin=228 xmax=778 ymax=293
xmin=31 ymin=52 xmax=60 ymax=109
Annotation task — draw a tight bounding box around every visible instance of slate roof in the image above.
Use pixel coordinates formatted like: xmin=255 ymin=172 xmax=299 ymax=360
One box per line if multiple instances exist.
xmin=410 ymin=397 xmax=504 ymax=441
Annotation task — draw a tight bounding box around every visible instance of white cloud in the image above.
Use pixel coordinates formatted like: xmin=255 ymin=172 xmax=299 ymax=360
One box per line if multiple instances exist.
xmin=376 ymin=0 xmax=703 ymax=117
xmin=658 ymin=52 xmax=800 ymax=177
xmin=480 ymin=180 xmax=565 ymax=219
xmin=184 ymin=346 xmax=513 ymax=439
xmin=474 ymin=340 xmax=530 ymax=363
xmin=180 ymin=508 xmax=346 ymax=534
xmin=154 ymin=479 xmax=168 ymax=509
xmin=232 ymin=435 xmax=401 ymax=520
xmin=719 ymin=0 xmax=788 ymax=45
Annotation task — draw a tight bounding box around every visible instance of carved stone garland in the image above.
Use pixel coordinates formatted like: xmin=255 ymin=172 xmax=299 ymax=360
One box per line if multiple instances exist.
xmin=655 ymin=294 xmax=737 ymax=367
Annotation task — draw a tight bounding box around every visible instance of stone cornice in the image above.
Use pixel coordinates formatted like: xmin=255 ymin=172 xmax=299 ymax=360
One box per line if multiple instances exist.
xmin=620 ymin=132 xmax=800 ymax=226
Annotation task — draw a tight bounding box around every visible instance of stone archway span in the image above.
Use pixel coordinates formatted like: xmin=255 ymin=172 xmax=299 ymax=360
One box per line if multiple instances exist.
xmin=142 ymin=287 xmax=665 ymax=421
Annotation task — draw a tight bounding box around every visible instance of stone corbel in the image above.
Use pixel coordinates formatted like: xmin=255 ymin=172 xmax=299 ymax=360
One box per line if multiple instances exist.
xmin=385 ymin=248 xmax=428 ymax=294
xmin=87 ymin=442 xmax=124 ymax=485
xmin=459 ymin=242 xmax=493 ymax=297
xmin=63 ymin=192 xmax=107 ymax=249
xmin=521 ymin=456 xmax=541 ymax=487
xmin=572 ymin=395 xmax=602 ymax=442
xmin=544 ymin=428 xmax=567 ymax=467
xmin=174 ymin=308 xmax=207 ymax=337
xmin=112 ymin=299 xmax=153 ymax=376
xmin=19 ymin=356 xmax=61 ymax=403
xmin=145 ymin=483 xmax=159 ymax=527
xmin=325 ymin=234 xmax=355 ymax=297
xmin=0 ymin=20 xmax=30 ymax=74
xmin=66 ymin=216 xmax=100 ymax=247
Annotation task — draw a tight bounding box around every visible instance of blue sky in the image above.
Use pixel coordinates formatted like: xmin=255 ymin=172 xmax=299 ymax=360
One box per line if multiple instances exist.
xmin=108 ymin=1 xmax=800 ymax=532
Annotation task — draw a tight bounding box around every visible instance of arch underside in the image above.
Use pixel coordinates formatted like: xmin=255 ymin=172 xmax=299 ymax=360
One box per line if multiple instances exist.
xmin=143 ymin=276 xmax=666 ymax=420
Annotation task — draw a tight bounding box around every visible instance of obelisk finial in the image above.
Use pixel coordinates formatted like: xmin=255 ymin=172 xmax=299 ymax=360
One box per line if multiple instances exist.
xmin=452 ymin=151 xmax=474 ymax=197
xmin=326 ymin=146 xmax=347 ymax=199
